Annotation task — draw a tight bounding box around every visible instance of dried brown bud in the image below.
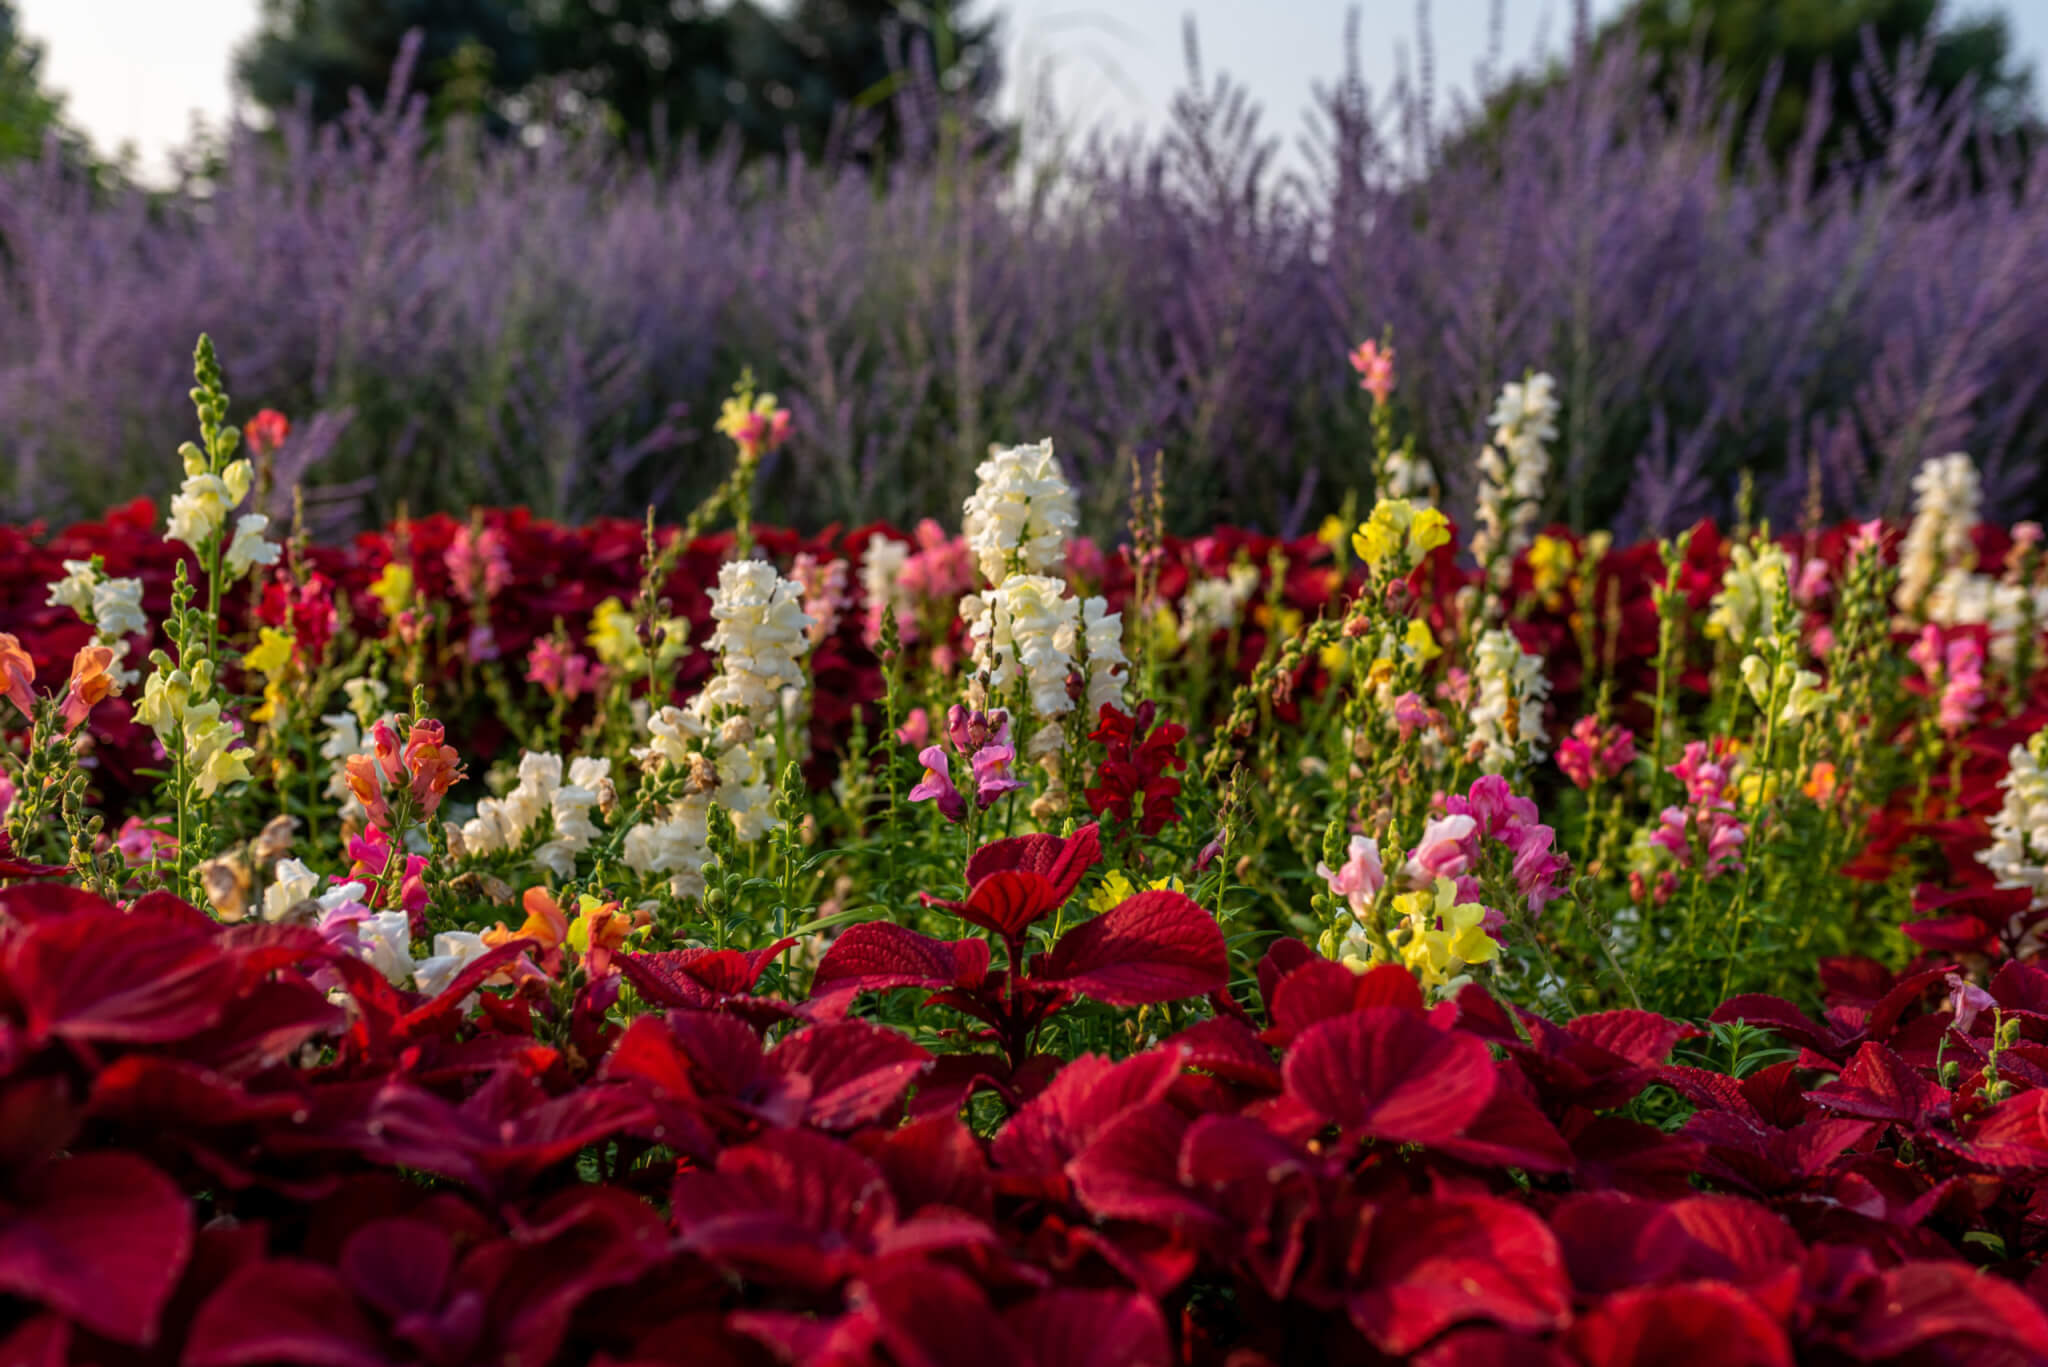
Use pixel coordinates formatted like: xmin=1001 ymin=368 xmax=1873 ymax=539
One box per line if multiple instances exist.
xmin=196 ymin=858 xmax=251 ymax=921
xmin=686 ymin=752 xmax=719 ymax=794
xmin=250 ymin=814 xmax=299 ymax=865
xmin=596 ymin=777 xmax=620 ymax=819
xmin=442 ymin=821 xmax=469 ymax=862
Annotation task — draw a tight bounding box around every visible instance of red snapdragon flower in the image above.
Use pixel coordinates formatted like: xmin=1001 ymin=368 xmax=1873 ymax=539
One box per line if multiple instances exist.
xmin=1085 ymin=702 xmax=1188 ymax=837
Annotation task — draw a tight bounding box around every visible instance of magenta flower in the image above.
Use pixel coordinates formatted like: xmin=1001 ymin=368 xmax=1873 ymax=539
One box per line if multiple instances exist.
xmin=1508 ymin=823 xmax=1569 ymax=916
xmin=908 ymin=746 xmax=967 ymax=824
xmin=969 ymin=742 xmax=1026 ymax=808
xmin=1392 ymin=691 xmax=1434 ymax=740
xmin=1911 ymin=625 xmax=1986 ymax=736
xmin=1405 ymin=814 xmax=1478 ymax=884
xmin=1557 ymin=715 xmax=1636 ymax=789
xmin=896 ymin=706 xmax=931 ymax=748
xmin=1448 ymin=774 xmax=1539 ymax=840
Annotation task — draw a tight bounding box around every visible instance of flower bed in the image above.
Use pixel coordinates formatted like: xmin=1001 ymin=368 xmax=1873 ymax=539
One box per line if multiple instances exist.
xmin=4 ymin=341 xmax=2048 ymax=1363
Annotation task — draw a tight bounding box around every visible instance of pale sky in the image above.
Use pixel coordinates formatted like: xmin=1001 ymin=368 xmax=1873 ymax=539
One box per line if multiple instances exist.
xmin=17 ymin=0 xmax=2048 ymax=180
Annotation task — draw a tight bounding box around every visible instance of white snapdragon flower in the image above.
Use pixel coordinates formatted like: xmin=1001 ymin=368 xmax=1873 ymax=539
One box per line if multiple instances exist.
xmin=1082 ymin=596 xmax=1128 ymax=716
xmin=262 ymin=858 xmax=321 ymax=922
xmin=224 ymin=513 xmax=282 ymax=578
xmin=1470 ymin=372 xmax=1559 ymax=580
xmin=1468 ymin=627 xmax=1550 ymax=773
xmin=1896 ymin=452 xmax=1981 ymax=618
xmin=414 ymin=931 xmax=491 ymax=997
xmin=45 ymin=560 xmax=99 ymax=617
xmin=91 ymin=576 xmax=147 ymax=641
xmin=1984 ymin=731 xmax=2048 ymax=908
xmin=1706 ymin=541 xmax=1790 ymax=648
xmin=696 ymin=561 xmax=816 ymax=715
xmin=961 ymin=439 xmax=1077 ymax=584
xmin=355 ymin=910 xmax=417 ymax=986
xmin=1181 ymin=564 xmax=1261 ymax=642
xmin=165 ymin=457 xmax=252 ymax=552
xmin=965 ymin=574 xmax=1080 ymax=719
xmin=622 ymin=795 xmax=713 ymax=900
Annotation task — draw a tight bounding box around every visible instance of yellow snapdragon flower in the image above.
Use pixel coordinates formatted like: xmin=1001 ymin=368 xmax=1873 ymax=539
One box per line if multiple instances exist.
xmin=1087 ymin=870 xmax=1185 ymax=915
xmin=369 ymin=563 xmax=413 ymax=622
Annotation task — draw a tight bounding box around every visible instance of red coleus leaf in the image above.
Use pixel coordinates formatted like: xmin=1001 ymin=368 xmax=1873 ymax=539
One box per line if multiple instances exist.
xmin=0 ymin=1152 xmax=194 ymax=1346
xmin=1564 ymin=1282 xmax=1792 ymax=1366
xmin=1283 ymin=1007 xmax=1497 ymax=1147
xmin=812 ymin=922 xmax=992 ymax=1001
xmin=769 ymin=1019 xmax=932 ymax=1130
xmin=617 ymin=938 xmax=799 ymax=1026
xmin=0 ymin=835 xmax=67 ymax=879
xmin=1264 ymin=960 xmax=1423 ymax=1045
xmin=1565 ymin=1010 xmax=1704 ymax=1067
xmin=1041 ymin=890 xmax=1228 ymax=1006
xmin=0 ymin=883 xmax=110 ymax=923
xmin=859 ymin=1110 xmax=994 ymax=1220
xmin=1348 ymin=1196 xmax=1571 ymax=1355
xmin=1067 ymin=1101 xmax=1222 ymax=1232
xmin=1945 ymin=1088 xmax=2048 ymax=1170
xmin=4 ymin=906 xmax=239 ymax=1045
xmin=672 ymin=1128 xmax=897 ymax=1291
xmin=859 ymin=1259 xmax=1031 ymax=1367
xmin=991 ymin=1050 xmax=1183 ymax=1180
xmin=1165 ymin=1016 xmax=1282 ymax=1091
xmin=1804 ymin=1042 xmax=1950 ymax=1130
xmin=921 ymin=824 xmax=1104 ymax=941
xmin=1840 ymin=1260 xmax=2048 ymax=1360
xmin=1003 ymin=1288 xmax=1173 ymax=1367
xmin=184 ymin=1259 xmax=388 ymax=1367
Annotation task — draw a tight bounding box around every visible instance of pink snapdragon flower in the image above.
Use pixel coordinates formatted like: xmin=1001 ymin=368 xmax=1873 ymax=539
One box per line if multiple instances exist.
xmin=1910 ymin=625 xmax=1986 ymax=736
xmin=896 ymin=707 xmax=931 ymax=748
xmin=908 ymin=746 xmax=967 ymax=824
xmin=1349 ymin=339 xmax=1396 ymax=407
xmin=445 ymin=524 xmax=512 ymax=604
xmin=1405 ymin=813 xmax=1479 ymax=883
xmin=1316 ymin=835 xmax=1386 ymax=919
xmin=526 ymin=637 xmax=607 ymax=702
xmin=1557 ymin=715 xmax=1636 ymax=789
xmin=1392 ymin=691 xmax=1437 ymax=741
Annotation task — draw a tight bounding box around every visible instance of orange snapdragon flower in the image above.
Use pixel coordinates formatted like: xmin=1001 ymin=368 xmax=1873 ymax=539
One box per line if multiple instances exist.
xmin=58 ymin=644 xmax=115 ymax=733
xmin=0 ymin=634 xmax=34 ymax=720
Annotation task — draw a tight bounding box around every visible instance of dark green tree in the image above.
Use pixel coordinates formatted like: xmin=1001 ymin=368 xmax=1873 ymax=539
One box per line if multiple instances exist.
xmin=1627 ymin=0 xmax=2035 ymax=162
xmin=235 ymin=0 xmax=543 ymax=125
xmin=0 ymin=1 xmax=78 ymax=163
xmin=235 ymin=0 xmax=1002 ymax=161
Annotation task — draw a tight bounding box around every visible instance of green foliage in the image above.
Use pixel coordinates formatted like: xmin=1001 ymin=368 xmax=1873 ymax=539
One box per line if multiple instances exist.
xmin=0 ymin=1 xmax=78 ymax=164
xmin=234 ymin=0 xmax=1004 ymax=160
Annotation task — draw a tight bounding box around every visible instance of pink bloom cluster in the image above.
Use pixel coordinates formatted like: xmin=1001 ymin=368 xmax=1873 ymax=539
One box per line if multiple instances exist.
xmin=444 ymin=524 xmax=513 ymax=605
xmin=1391 ymin=777 xmax=1569 ymax=926
xmin=341 ymin=824 xmax=431 ymax=929
xmin=791 ymin=552 xmax=852 ymax=645
xmin=1642 ymin=742 xmax=1747 ymax=902
xmin=864 ymin=520 xmax=976 ymax=650
xmin=526 ymin=636 xmax=608 ymax=702
xmin=1349 ymin=338 xmax=1396 ymax=407
xmin=1557 ymin=715 xmax=1636 ymax=789
xmin=1909 ymin=625 xmax=1986 ymax=736
xmin=1315 ymin=834 xmax=1386 ymax=920
xmin=907 ymin=705 xmax=1027 ymax=823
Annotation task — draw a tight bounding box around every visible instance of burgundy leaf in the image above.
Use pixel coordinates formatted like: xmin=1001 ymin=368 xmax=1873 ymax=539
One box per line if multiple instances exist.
xmin=991 ymin=1051 xmax=1182 ymax=1178
xmin=6 ymin=909 xmax=238 ymax=1045
xmin=811 ymin=922 xmax=992 ymax=1000
xmin=1565 ymin=1010 xmax=1703 ymax=1066
xmin=770 ymin=1020 xmax=932 ymax=1130
xmin=184 ymin=1259 xmax=388 ymax=1367
xmin=1710 ymin=994 xmax=1853 ymax=1061
xmin=1283 ymin=1008 xmax=1497 ymax=1147
xmin=965 ymin=823 xmax=1102 ymax=907
xmin=1040 ymin=891 xmax=1227 ymax=1006
xmin=1348 ymin=1196 xmax=1570 ymax=1355
xmin=1003 ymin=1288 xmax=1173 ymax=1367
xmin=1844 ymin=1260 xmax=2048 ymax=1359
xmin=672 ymin=1129 xmax=896 ymax=1292
xmin=1266 ymin=959 xmax=1423 ymax=1045
xmin=0 ymin=1153 xmax=194 ymax=1346
xmin=1804 ymin=1042 xmax=1949 ymax=1129
xmin=1564 ymin=1283 xmax=1791 ymax=1366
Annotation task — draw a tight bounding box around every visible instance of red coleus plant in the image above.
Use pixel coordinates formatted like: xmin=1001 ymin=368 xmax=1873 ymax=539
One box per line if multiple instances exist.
xmin=1085 ymin=703 xmax=1188 ymax=837
xmin=810 ymin=823 xmax=1229 ymax=1085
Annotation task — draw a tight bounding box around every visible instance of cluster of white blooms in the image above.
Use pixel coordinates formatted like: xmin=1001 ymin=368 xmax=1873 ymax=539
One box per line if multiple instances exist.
xmin=1470 ymin=373 xmax=1559 ymax=580
xmin=1180 ymin=564 xmax=1262 ymax=642
xmin=1383 ymin=448 xmax=1440 ymax=506
xmin=166 ymin=449 xmax=281 ymax=579
xmin=696 ymin=561 xmax=817 ymax=714
xmin=955 ymin=444 xmax=1125 ymax=730
xmin=44 ymin=559 xmax=148 ymax=687
xmin=620 ymin=561 xmax=815 ymax=898
xmin=459 ymin=751 xmax=612 ymax=877
xmin=1896 ymin=452 xmax=1981 ymax=618
xmin=961 ymin=439 xmax=1078 ymax=584
xmin=860 ymin=535 xmax=912 ymax=634
xmin=1984 ymin=731 xmax=2048 ymax=903
xmin=1911 ymin=502 xmax=2048 ymax=665
xmin=1706 ymin=540 xmax=1790 ymax=647
xmin=1468 ymin=627 xmax=1551 ymax=773
xmin=963 ymin=575 xmax=1078 ymax=717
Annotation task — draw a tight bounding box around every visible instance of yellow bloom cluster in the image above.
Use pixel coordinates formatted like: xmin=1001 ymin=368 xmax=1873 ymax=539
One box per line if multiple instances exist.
xmin=1352 ymin=499 xmax=1451 ymax=574
xmin=1086 ymin=870 xmax=1185 ymax=915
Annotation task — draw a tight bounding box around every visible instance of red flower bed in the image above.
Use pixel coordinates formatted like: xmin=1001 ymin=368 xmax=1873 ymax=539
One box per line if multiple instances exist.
xmin=4 ymin=876 xmax=2047 ymax=1364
